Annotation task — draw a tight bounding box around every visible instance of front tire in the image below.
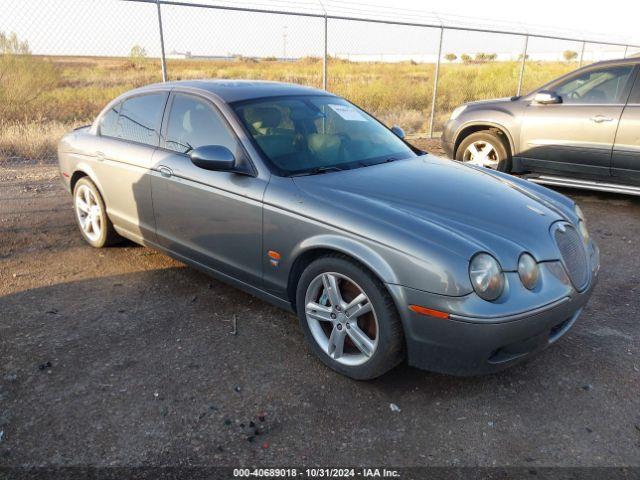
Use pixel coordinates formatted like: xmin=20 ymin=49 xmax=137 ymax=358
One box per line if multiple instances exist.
xmin=296 ymin=254 xmax=404 ymax=380
xmin=456 ymin=131 xmax=511 ymax=172
xmin=73 ymin=177 xmax=120 ymax=248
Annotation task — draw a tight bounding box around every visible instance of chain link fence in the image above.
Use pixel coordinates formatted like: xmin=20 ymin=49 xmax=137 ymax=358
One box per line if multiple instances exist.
xmin=1 ymin=0 xmax=638 ymax=164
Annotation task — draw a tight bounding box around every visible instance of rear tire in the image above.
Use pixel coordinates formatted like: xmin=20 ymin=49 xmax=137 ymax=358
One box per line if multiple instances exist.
xmin=295 ymin=254 xmax=404 ymax=380
xmin=73 ymin=177 xmax=121 ymax=248
xmin=456 ymin=131 xmax=511 ymax=172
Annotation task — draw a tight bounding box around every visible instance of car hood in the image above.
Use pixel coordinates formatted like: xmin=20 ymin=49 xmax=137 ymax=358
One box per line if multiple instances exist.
xmin=466 ymin=96 xmax=516 ymax=107
xmin=292 ymin=155 xmax=569 ymax=272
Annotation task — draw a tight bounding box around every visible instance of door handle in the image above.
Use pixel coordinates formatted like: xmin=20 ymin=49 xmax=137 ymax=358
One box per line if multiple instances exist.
xmin=95 ymin=151 xmax=105 ymax=161
xmin=158 ymin=166 xmax=173 ymax=178
xmin=589 ymin=115 xmax=613 ymax=123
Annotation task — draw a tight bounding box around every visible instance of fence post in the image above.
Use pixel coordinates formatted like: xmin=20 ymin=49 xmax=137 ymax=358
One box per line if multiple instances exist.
xmin=323 ymin=15 xmax=328 ymax=90
xmin=517 ymin=35 xmax=529 ymax=96
xmin=578 ymin=41 xmax=586 ymax=67
xmin=156 ymin=0 xmax=168 ymax=82
xmin=429 ymin=27 xmax=444 ymax=139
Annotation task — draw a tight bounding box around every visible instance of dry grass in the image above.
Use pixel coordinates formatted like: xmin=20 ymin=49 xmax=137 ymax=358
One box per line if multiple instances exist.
xmin=0 ymin=121 xmax=77 ymax=163
xmin=0 ymin=55 xmax=579 ymax=163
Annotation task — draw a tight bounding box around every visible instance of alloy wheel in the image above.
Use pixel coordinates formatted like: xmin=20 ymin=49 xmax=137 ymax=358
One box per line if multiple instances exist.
xmin=304 ymin=272 xmax=379 ymax=366
xmin=74 ymin=184 xmax=102 ymax=242
xmin=462 ymin=140 xmax=500 ymax=169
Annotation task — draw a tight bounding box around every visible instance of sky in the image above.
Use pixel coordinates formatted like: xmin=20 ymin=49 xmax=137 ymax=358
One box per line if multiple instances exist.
xmin=384 ymin=0 xmax=639 ymax=44
xmin=1 ymin=0 xmax=638 ymax=61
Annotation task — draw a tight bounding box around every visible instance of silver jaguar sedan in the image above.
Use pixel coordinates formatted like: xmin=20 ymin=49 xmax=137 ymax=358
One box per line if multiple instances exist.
xmin=57 ymin=80 xmax=599 ymax=379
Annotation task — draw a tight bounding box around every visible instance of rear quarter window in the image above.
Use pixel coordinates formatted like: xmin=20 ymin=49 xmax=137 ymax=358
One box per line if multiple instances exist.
xmin=99 ymin=102 xmax=121 ymax=137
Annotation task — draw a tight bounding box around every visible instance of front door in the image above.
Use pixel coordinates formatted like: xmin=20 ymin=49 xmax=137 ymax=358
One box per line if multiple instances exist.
xmin=519 ymin=64 xmax=635 ymax=177
xmin=612 ymin=68 xmax=640 ymax=183
xmin=151 ymin=92 xmax=267 ymax=286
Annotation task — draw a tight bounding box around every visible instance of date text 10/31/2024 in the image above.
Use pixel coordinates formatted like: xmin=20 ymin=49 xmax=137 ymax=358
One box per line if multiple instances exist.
xmin=233 ymin=468 xmax=401 ymax=478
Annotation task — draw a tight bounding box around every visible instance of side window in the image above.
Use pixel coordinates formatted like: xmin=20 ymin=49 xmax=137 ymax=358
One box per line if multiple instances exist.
xmin=116 ymin=93 xmax=167 ymax=146
xmin=553 ymin=65 xmax=634 ymax=105
xmin=629 ymin=72 xmax=640 ymax=104
xmin=164 ymin=93 xmax=239 ymax=154
xmin=99 ymin=102 xmax=121 ymax=138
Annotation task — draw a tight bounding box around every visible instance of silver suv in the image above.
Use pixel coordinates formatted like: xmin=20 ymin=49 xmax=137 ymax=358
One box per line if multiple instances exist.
xmin=441 ymin=58 xmax=640 ymax=195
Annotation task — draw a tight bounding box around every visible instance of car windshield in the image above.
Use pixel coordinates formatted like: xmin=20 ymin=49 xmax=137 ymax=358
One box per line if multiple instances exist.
xmin=232 ymin=95 xmax=418 ymax=175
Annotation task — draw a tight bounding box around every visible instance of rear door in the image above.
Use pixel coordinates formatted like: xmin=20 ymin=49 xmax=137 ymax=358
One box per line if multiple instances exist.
xmin=519 ymin=64 xmax=635 ymax=177
xmin=93 ymin=91 xmax=168 ymax=242
xmin=150 ymin=91 xmax=267 ymax=286
xmin=612 ymin=66 xmax=640 ymax=182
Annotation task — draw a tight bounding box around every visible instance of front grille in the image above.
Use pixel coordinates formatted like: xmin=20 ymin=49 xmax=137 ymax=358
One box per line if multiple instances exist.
xmin=554 ymin=223 xmax=588 ymax=290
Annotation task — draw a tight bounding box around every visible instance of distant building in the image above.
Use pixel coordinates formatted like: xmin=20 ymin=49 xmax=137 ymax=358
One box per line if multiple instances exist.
xmin=166 ymin=50 xmax=295 ymax=62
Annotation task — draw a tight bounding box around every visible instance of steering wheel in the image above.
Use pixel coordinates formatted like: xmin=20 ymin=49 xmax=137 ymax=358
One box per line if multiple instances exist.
xmin=568 ymin=91 xmax=582 ymax=101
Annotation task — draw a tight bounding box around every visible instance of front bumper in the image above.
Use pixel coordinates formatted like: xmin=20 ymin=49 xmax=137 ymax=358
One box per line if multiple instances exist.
xmin=387 ymin=265 xmax=598 ymax=376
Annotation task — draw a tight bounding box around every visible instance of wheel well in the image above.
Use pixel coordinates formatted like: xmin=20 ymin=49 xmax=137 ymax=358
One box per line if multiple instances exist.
xmin=454 ymin=125 xmax=512 ymax=159
xmin=70 ymin=170 xmax=88 ymax=192
xmin=286 ymin=248 xmax=389 ymax=312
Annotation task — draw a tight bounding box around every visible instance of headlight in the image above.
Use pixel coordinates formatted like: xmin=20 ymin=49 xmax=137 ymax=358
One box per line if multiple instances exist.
xmin=518 ymin=253 xmax=539 ymax=290
xmin=575 ymin=204 xmax=589 ymax=244
xmin=469 ymin=253 xmax=505 ymax=301
xmin=450 ymin=105 xmax=467 ymax=120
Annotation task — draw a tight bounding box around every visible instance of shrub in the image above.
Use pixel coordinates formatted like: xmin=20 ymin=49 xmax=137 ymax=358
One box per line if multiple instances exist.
xmin=0 ymin=31 xmax=58 ymax=123
xmin=129 ymin=44 xmax=148 ymax=69
xmin=0 ymin=31 xmax=30 ymax=54
xmin=474 ymin=53 xmax=497 ymax=63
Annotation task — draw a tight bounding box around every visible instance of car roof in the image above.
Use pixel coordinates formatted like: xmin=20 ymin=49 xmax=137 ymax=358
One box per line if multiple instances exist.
xmin=584 ymin=56 xmax=640 ymax=68
xmin=139 ymin=79 xmax=335 ymax=103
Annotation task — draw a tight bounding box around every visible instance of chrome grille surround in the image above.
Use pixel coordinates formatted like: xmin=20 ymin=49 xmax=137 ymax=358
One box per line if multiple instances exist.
xmin=552 ymin=222 xmax=589 ymax=291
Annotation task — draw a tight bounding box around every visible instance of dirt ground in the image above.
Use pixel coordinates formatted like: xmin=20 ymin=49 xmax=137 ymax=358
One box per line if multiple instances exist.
xmin=1 ymin=140 xmax=639 ymax=468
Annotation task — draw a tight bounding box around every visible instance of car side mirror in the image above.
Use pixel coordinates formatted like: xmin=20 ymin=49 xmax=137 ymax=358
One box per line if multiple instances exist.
xmin=391 ymin=125 xmax=405 ymax=139
xmin=533 ymin=91 xmax=562 ymax=105
xmin=189 ymin=145 xmax=236 ymax=171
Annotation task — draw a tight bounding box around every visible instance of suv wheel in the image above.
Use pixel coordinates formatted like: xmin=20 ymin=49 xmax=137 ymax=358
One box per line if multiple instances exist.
xmin=456 ymin=131 xmax=511 ymax=172
xmin=296 ymin=254 xmax=404 ymax=380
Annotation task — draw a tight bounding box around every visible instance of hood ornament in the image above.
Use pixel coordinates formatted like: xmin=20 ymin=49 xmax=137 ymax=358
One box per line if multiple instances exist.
xmin=526 ymin=204 xmax=546 ymax=216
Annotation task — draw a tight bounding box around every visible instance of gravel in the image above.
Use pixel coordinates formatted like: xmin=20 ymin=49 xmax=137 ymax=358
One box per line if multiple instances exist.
xmin=1 ymin=145 xmax=639 ymax=467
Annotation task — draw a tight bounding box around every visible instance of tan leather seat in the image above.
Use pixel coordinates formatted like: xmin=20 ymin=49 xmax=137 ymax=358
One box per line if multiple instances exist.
xmin=307 ymin=134 xmax=342 ymax=165
xmin=244 ymin=107 xmax=284 ymax=135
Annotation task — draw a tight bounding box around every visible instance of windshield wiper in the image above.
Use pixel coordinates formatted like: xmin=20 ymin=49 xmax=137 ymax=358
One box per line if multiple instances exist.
xmin=290 ymin=165 xmax=345 ymax=177
xmin=361 ymin=156 xmax=399 ymax=167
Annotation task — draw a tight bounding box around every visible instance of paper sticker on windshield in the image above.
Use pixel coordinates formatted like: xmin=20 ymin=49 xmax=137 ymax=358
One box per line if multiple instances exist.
xmin=328 ymin=104 xmax=367 ymax=122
